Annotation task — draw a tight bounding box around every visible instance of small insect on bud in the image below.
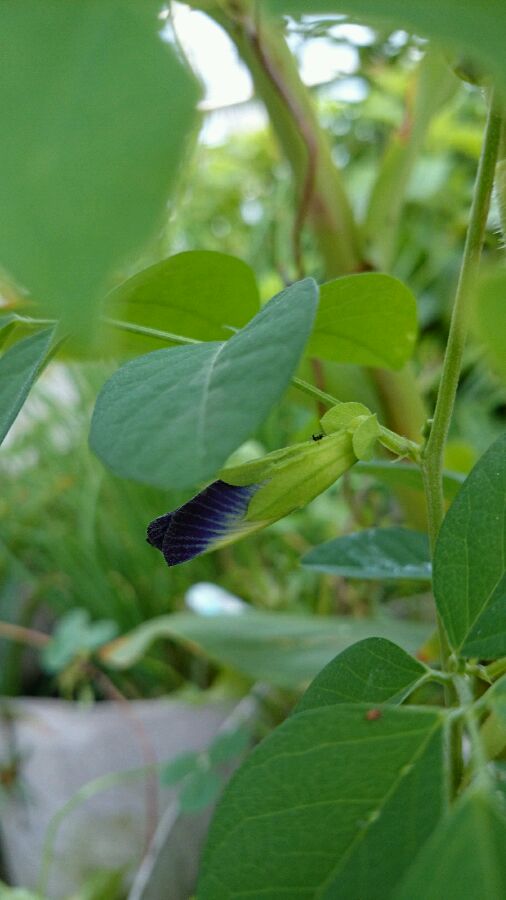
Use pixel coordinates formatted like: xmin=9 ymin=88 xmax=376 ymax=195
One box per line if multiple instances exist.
xmin=365 ymin=708 xmax=382 ymax=721
xmin=312 ymin=433 xmax=324 ymax=442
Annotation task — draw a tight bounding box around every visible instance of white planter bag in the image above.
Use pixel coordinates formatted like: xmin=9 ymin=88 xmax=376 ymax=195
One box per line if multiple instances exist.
xmin=0 ymin=696 xmax=235 ymax=898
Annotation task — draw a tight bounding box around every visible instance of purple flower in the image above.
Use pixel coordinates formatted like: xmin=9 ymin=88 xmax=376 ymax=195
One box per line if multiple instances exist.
xmin=147 ymin=479 xmax=261 ymax=566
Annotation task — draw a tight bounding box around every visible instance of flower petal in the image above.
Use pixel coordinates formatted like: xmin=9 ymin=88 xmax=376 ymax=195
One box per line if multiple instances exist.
xmin=147 ymin=479 xmax=261 ymax=566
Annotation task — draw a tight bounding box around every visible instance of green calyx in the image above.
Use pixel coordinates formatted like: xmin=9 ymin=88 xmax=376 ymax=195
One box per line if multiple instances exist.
xmin=221 ymin=429 xmax=357 ymax=524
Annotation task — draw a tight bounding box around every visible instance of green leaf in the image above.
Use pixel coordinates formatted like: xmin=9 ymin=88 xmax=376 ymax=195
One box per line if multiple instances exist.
xmin=42 ymin=609 xmax=118 ymax=674
xmin=0 ymin=1 xmax=199 ymax=336
xmin=394 ymin=787 xmax=506 ymax=899
xmin=197 ymin=705 xmax=447 ymax=899
xmin=294 ymin=637 xmax=428 ymax=713
xmin=208 ymin=728 xmax=251 ymax=766
xmin=90 ymin=279 xmax=318 ymax=490
xmin=302 ymin=527 xmax=431 ymax=582
xmin=434 ymin=433 xmax=506 ymax=657
xmin=102 ymin=610 xmax=430 ymax=689
xmin=306 ymin=274 xmax=417 ymax=370
xmin=180 ymin=767 xmax=223 ymax=813
xmin=104 ymin=251 xmax=260 ymax=355
xmin=268 ymin=1 xmax=506 ymax=95
xmin=355 ymin=460 xmax=464 ymax=500
xmin=473 ymin=268 xmax=506 ymax=382
xmin=0 ymin=327 xmax=54 ymax=446
xmin=160 ymin=752 xmax=200 ymax=787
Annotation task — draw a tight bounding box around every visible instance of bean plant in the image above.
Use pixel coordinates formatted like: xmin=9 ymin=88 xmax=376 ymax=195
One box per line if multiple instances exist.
xmin=1 ymin=1 xmax=506 ymax=898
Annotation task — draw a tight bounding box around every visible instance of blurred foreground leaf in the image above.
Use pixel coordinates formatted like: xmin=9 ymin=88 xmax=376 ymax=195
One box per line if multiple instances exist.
xmin=0 ymin=1 xmax=199 ymax=337
xmin=269 ymin=0 xmax=506 ymax=95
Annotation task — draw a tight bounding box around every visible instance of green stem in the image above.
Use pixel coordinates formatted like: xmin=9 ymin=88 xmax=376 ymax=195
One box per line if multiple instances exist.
xmin=483 ymin=657 xmax=506 ymax=682
xmin=422 ymin=95 xmax=501 ymax=553
xmin=377 ymin=428 xmax=421 ymax=463
xmin=421 ymin=94 xmax=501 ymax=675
xmin=290 ymin=376 xmax=340 ymax=409
xmin=102 ymin=316 xmax=200 ymax=346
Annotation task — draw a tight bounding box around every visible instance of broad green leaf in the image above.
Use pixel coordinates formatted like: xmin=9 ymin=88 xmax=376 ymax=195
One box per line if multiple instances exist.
xmin=0 ymin=1 xmax=199 ymax=336
xmin=103 ymin=251 xmax=260 ymax=355
xmin=473 ymin=268 xmax=506 ymax=382
xmin=294 ymin=637 xmax=427 ymax=713
xmin=90 ymin=279 xmax=318 ymax=489
xmin=434 ymin=433 xmax=506 ymax=657
xmin=302 ymin=527 xmax=431 ymax=582
xmin=180 ymin=768 xmax=223 ymax=813
xmin=394 ymin=787 xmax=506 ymax=900
xmin=268 ymin=1 xmax=506 ymax=95
xmin=355 ymin=460 xmax=464 ymax=500
xmin=306 ymin=274 xmax=417 ymax=370
xmin=0 ymin=328 xmax=54 ymax=446
xmin=197 ymin=705 xmax=447 ymax=899
xmin=102 ymin=610 xmax=430 ymax=689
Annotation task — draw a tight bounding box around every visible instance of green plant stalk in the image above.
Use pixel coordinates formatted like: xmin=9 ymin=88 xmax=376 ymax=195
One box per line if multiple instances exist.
xmin=422 ymin=96 xmax=502 ymax=556
xmin=102 ymin=316 xmax=200 ymax=346
xmin=421 ymin=95 xmax=501 ymax=685
xmin=419 ymin=95 xmax=501 ymax=797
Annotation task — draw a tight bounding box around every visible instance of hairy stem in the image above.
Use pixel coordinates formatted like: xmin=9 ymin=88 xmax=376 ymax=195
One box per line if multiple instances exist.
xmin=422 ymin=95 xmax=501 ymax=675
xmin=422 ymin=96 xmax=501 ymax=553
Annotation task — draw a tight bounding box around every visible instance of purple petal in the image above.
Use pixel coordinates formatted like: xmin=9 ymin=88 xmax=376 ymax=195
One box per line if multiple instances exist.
xmin=147 ymin=480 xmax=260 ymax=566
